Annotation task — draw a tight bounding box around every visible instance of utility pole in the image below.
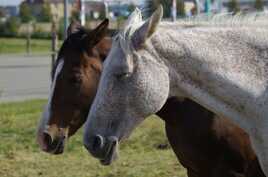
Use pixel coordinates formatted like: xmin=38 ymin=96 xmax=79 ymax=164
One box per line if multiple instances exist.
xmin=171 ymin=0 xmax=177 ymax=22
xmin=64 ymin=0 xmax=69 ymax=39
xmin=103 ymin=0 xmax=109 ymax=19
xmin=80 ymin=0 xmax=86 ymax=26
xmin=194 ymin=0 xmax=201 ymax=15
xmin=217 ymin=0 xmax=222 ymax=12
xmin=204 ymin=0 xmax=211 ymax=15
xmin=26 ymin=22 xmax=32 ymax=55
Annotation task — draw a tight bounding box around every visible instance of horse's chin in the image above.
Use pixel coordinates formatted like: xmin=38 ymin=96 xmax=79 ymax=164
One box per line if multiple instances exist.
xmin=37 ymin=131 xmax=46 ymax=151
xmin=41 ymin=141 xmax=65 ymax=155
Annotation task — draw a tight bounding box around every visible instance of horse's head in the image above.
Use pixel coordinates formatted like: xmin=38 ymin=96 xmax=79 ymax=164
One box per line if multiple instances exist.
xmin=83 ymin=6 xmax=169 ymax=165
xmin=37 ymin=19 xmax=111 ymax=154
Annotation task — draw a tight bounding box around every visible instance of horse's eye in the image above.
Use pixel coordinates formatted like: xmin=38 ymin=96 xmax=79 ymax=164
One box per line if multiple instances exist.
xmin=69 ymin=76 xmax=82 ymax=87
xmin=115 ymin=72 xmax=131 ymax=80
xmin=72 ymin=102 xmax=80 ymax=108
xmin=69 ymin=77 xmax=77 ymax=83
xmin=70 ymin=118 xmax=80 ymax=125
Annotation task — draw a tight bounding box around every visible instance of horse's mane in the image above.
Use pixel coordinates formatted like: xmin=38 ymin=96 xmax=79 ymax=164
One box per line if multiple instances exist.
xmin=162 ymin=12 xmax=268 ymax=28
xmin=116 ymin=9 xmax=268 ymax=56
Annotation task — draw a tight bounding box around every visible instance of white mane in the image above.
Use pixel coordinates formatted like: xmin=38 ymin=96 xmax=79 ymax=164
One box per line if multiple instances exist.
xmin=116 ymin=9 xmax=268 ymax=55
xmin=122 ymin=8 xmax=144 ymax=38
xmin=164 ymin=12 xmax=268 ymax=27
xmin=116 ymin=8 xmax=145 ymax=55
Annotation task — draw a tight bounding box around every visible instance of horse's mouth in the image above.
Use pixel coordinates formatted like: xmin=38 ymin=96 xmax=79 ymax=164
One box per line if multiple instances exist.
xmin=49 ymin=139 xmax=65 ymax=154
xmin=100 ymin=140 xmax=118 ymax=165
xmin=41 ymin=136 xmax=66 ymax=155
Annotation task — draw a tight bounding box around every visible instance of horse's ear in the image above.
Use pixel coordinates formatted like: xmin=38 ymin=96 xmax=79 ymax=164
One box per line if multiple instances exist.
xmin=67 ymin=20 xmax=81 ymax=36
xmin=86 ymin=19 xmax=109 ymax=47
xmin=131 ymin=5 xmax=163 ymax=50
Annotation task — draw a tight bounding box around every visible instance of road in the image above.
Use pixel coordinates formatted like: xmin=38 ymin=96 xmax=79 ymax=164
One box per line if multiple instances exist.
xmin=0 ymin=55 xmax=52 ymax=102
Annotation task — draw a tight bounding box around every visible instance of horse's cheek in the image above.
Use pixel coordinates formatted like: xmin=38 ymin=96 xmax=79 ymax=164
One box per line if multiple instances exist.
xmin=142 ymin=68 xmax=170 ymax=115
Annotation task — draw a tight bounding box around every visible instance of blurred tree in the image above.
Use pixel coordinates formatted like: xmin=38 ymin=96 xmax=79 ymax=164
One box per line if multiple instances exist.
xmin=99 ymin=8 xmax=106 ymax=19
xmin=116 ymin=16 xmax=125 ymax=29
xmin=177 ymin=0 xmax=185 ymax=17
xmin=254 ymin=0 xmax=264 ymax=11
xmin=19 ymin=2 xmax=34 ymax=23
xmin=38 ymin=2 xmax=52 ymax=22
xmin=128 ymin=3 xmax=136 ymax=12
xmin=0 ymin=22 xmax=4 ymax=35
xmin=0 ymin=7 xmax=6 ymax=18
xmin=85 ymin=13 xmax=93 ymax=21
xmin=227 ymin=0 xmax=240 ymax=14
xmin=71 ymin=10 xmax=80 ymax=21
xmin=3 ymin=17 xmax=21 ymax=36
xmin=144 ymin=0 xmax=185 ymax=18
xmin=144 ymin=0 xmax=171 ymax=18
xmin=58 ymin=17 xmax=65 ymax=40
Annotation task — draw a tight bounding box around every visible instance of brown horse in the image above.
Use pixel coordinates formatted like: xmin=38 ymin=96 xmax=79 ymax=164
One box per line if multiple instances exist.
xmin=157 ymin=97 xmax=265 ymax=177
xmin=36 ymin=19 xmax=264 ymax=177
xmin=37 ymin=19 xmax=111 ymax=154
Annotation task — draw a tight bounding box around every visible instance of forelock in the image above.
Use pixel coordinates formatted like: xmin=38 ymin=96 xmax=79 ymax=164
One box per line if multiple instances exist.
xmin=52 ymin=28 xmax=89 ymax=79
xmin=115 ymin=8 xmax=145 ymax=55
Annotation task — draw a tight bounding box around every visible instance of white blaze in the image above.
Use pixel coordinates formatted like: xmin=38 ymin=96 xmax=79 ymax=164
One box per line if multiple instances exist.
xmin=43 ymin=59 xmax=65 ymax=126
xmin=37 ymin=59 xmax=64 ymax=148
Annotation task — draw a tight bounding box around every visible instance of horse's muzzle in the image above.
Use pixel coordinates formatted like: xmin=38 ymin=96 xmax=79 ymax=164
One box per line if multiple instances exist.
xmin=38 ymin=125 xmax=69 ymax=154
xmin=84 ymin=134 xmax=118 ymax=165
xmin=42 ymin=132 xmax=66 ymax=154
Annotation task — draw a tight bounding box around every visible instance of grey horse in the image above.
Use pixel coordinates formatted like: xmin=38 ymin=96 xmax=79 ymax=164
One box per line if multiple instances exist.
xmin=83 ymin=6 xmax=268 ymax=176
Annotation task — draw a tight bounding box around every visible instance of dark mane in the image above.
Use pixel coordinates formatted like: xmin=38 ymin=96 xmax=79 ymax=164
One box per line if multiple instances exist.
xmin=51 ymin=27 xmax=90 ymax=79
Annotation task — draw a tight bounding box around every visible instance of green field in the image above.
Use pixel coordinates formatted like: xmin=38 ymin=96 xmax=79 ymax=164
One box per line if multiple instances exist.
xmin=0 ymin=100 xmax=186 ymax=177
xmin=0 ymin=38 xmax=60 ymax=54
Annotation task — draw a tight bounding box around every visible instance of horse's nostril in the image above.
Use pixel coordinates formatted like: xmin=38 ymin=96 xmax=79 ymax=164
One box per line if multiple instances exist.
xmin=108 ymin=136 xmax=118 ymax=144
xmin=92 ymin=134 xmax=105 ymax=152
xmin=43 ymin=132 xmax=53 ymax=147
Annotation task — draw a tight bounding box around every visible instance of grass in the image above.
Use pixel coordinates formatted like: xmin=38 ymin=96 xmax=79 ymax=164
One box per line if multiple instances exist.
xmin=0 ymin=99 xmax=187 ymax=177
xmin=0 ymin=38 xmax=62 ymax=55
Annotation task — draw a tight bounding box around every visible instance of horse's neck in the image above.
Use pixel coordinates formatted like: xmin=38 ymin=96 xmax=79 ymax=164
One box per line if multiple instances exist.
xmin=151 ymin=26 xmax=268 ymax=130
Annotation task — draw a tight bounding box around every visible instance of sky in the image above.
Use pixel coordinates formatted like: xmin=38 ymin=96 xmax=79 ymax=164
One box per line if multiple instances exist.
xmin=0 ymin=0 xmax=23 ymax=6
xmin=0 ymin=0 xmax=145 ymax=6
